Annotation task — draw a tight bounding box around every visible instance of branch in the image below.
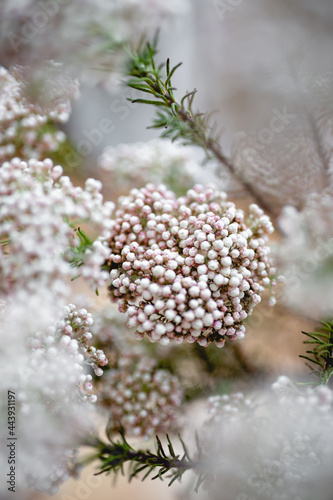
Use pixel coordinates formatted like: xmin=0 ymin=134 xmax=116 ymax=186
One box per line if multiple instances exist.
xmin=125 ymin=37 xmax=277 ymax=219
xmin=84 ymin=430 xmax=208 ymax=491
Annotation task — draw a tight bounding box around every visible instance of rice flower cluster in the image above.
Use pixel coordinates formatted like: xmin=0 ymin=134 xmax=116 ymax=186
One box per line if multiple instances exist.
xmin=198 ymin=377 xmax=333 ymax=500
xmin=0 ymin=297 xmax=105 ymax=494
xmin=89 ymin=307 xmax=183 ymax=440
xmin=0 ymin=157 xmax=114 ymax=297
xmin=99 ymin=352 xmax=183 ymax=440
xmin=106 ymin=183 xmax=276 ymax=347
xmin=98 ymin=138 xmax=216 ymax=194
xmin=29 ymin=303 xmax=106 ymax=405
xmin=0 ymin=65 xmax=77 ymax=162
xmin=55 ymin=304 xmax=108 ymax=386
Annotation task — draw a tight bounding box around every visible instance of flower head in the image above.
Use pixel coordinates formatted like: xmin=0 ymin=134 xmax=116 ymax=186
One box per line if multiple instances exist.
xmin=106 ymin=184 xmax=276 ymax=346
xmin=100 ymin=352 xmax=182 ymax=440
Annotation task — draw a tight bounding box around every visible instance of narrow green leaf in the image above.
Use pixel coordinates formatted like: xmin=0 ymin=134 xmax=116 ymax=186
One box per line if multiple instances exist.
xmin=141 ymin=465 xmax=155 ymax=481
xmin=131 ymin=98 xmax=168 ymax=107
xmin=195 ymin=431 xmax=203 ymax=460
xmin=166 ymin=435 xmax=177 ymax=458
xmin=195 ymin=473 xmax=206 ymax=492
xmin=168 ymin=472 xmax=182 ymax=487
xmin=126 ymin=83 xmax=156 ymax=94
xmin=156 ymin=436 xmax=167 ymax=458
xmin=131 ymin=464 xmax=149 ymax=478
xmin=178 ymin=434 xmax=190 ymax=461
xmin=181 ymin=89 xmax=197 ymax=108
xmin=171 ymin=102 xmax=178 ymax=116
xmin=299 ymin=355 xmax=323 ymax=367
xmin=77 ymin=227 xmax=93 ymax=245
xmin=166 ymin=58 xmax=170 ymax=76
xmin=165 ymin=62 xmax=182 ymax=88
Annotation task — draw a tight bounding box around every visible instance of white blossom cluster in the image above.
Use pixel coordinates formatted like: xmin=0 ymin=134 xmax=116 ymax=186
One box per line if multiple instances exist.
xmin=0 ymin=65 xmax=77 ymax=162
xmin=1 ymin=0 xmax=189 ymax=86
xmin=278 ymin=188 xmax=333 ymax=316
xmin=98 ymin=138 xmax=216 ymax=194
xmin=86 ymin=307 xmax=183 ymax=440
xmin=106 ymin=183 xmax=276 ymax=347
xmin=0 ymin=157 xmax=114 ymax=297
xmin=100 ymin=352 xmax=183 ymax=440
xmin=0 ymin=296 xmax=103 ymax=495
xmin=198 ymin=376 xmax=333 ymax=500
xmin=0 ymin=155 xmax=114 ymax=494
xmin=27 ymin=304 xmax=106 ymax=407
xmin=55 ymin=304 xmax=108 ymax=387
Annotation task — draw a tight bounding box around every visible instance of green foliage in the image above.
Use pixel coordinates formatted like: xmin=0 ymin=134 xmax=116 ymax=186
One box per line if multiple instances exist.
xmin=67 ymin=227 xmax=101 ymax=294
xmin=300 ymin=321 xmax=333 ymax=384
xmin=126 ymin=35 xmax=224 ymax=159
xmin=69 ymin=227 xmax=93 ymax=270
xmin=84 ymin=430 xmax=208 ymax=491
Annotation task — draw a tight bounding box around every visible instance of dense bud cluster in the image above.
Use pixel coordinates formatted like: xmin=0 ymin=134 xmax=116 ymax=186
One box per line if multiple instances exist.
xmin=89 ymin=307 xmax=183 ymax=440
xmin=100 ymin=352 xmax=182 ymax=440
xmin=29 ymin=303 xmax=108 ymax=404
xmin=0 ymin=157 xmax=114 ymax=297
xmin=56 ymin=304 xmax=108 ymax=385
xmin=106 ymin=184 xmax=276 ymax=346
xmin=0 ymin=66 xmax=77 ymax=162
xmin=99 ymin=138 xmax=215 ymax=194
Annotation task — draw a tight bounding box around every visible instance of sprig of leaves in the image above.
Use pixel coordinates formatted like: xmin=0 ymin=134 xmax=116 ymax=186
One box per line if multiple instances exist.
xmin=300 ymin=321 xmax=333 ymax=384
xmin=126 ymin=34 xmax=225 ymax=160
xmin=69 ymin=227 xmax=93 ymax=269
xmin=125 ymin=35 xmax=276 ymax=218
xmin=84 ymin=430 xmax=208 ymax=491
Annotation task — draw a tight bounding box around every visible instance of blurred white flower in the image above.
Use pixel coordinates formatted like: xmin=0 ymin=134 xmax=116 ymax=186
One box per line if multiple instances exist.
xmin=277 ymin=189 xmax=333 ymax=317
xmin=0 ymin=64 xmax=78 ymax=162
xmin=0 ymin=157 xmax=114 ymax=297
xmin=98 ymin=138 xmax=219 ymax=194
xmin=197 ymin=377 xmax=333 ymax=500
xmin=0 ymin=294 xmax=105 ymax=495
